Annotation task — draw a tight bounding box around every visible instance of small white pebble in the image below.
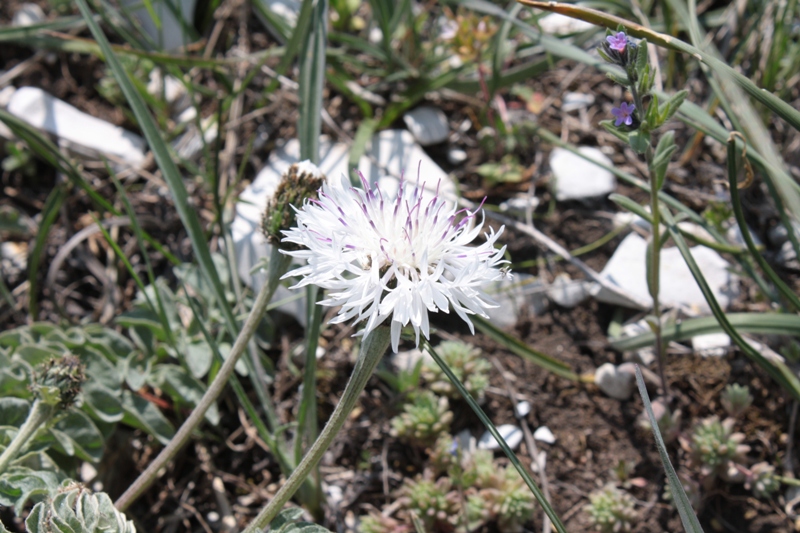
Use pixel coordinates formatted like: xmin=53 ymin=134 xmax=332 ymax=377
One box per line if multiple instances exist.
xmin=533 ymin=426 xmax=556 ymax=444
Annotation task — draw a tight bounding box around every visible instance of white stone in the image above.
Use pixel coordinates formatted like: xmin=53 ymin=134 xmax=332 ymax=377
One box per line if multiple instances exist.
xmin=547 ymin=273 xmax=591 ymax=308
xmin=232 ymin=131 xmax=457 ymax=325
xmin=562 ymin=92 xmax=595 ymax=112
xmin=120 ymin=0 xmax=198 ymax=51
xmin=447 ymin=147 xmax=468 ymax=165
xmin=596 ymin=233 xmax=739 ymax=312
xmin=391 ymin=348 xmax=431 ymax=373
xmin=478 ymin=424 xmax=523 ymax=451
xmin=483 ymin=273 xmax=548 ymax=328
xmin=403 ymin=106 xmax=449 ymax=146
xmin=515 ymin=400 xmax=531 ymax=417
xmin=0 ymin=86 xmax=16 ymax=108
xmin=80 ymin=462 xmax=98 ymax=482
xmin=691 ymin=332 xmax=730 ymax=357
xmin=12 ymin=3 xmax=45 ymax=26
xmin=595 ymin=362 xmax=636 ymax=400
xmin=533 ymin=426 xmax=556 ymax=444
xmin=726 ymin=224 xmax=761 ymax=247
xmin=7 ymin=87 xmax=146 ymax=166
xmin=147 ymin=71 xmax=188 ymax=110
xmin=455 ymin=429 xmax=475 ymax=453
xmin=550 ymin=147 xmax=616 ymax=201
xmin=537 ymin=13 xmax=594 ymax=35
xmin=499 ymin=196 xmax=540 ymax=218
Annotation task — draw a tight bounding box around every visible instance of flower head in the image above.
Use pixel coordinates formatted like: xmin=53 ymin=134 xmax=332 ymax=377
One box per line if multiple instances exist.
xmin=281 ymin=170 xmax=508 ymax=352
xmin=611 ymin=102 xmax=636 ymax=127
xmin=606 ymin=32 xmax=628 ymax=52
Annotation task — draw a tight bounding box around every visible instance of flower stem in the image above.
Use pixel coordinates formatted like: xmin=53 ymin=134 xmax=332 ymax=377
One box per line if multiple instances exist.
xmin=115 ymin=247 xmax=292 ymax=512
xmin=0 ymin=400 xmax=55 ymax=475
xmin=628 ymin=72 xmax=669 ymax=399
xmin=243 ymin=326 xmax=391 ymax=532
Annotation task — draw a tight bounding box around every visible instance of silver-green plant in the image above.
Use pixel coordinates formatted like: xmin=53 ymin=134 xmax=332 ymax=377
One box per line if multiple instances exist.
xmin=487 ymin=467 xmax=535 ymax=533
xmin=585 ymin=484 xmax=639 ymax=533
xmin=688 ymin=415 xmax=749 ymax=486
xmin=24 ymin=482 xmax=135 ymax=533
xmin=745 ymin=462 xmax=780 ymax=499
xmin=357 ymin=512 xmax=411 ymax=533
xmin=390 ymin=391 xmax=454 ymax=446
xmin=421 ymin=341 xmax=491 ymax=400
xmin=720 ymin=383 xmax=753 ymax=418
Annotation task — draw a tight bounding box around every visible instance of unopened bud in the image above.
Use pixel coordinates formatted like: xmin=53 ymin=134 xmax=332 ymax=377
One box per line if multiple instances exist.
xmin=261 ymin=161 xmax=326 ymax=251
xmin=32 ymin=355 xmax=86 ymax=409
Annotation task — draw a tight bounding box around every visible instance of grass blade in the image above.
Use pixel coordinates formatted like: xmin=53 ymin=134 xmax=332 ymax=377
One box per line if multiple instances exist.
xmin=422 ymin=338 xmax=568 ymax=533
xmin=635 ymin=366 xmax=704 ymax=533
xmin=298 ymin=0 xmax=328 ymax=162
xmin=27 ymin=185 xmax=65 ymax=319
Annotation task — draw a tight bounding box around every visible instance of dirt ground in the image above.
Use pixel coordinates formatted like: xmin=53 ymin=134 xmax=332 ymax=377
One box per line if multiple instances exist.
xmin=2 ymin=1 xmax=800 ymax=532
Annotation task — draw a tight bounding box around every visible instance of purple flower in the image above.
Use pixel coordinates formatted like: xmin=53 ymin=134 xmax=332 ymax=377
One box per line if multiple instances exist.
xmin=611 ymin=102 xmax=636 ymax=126
xmin=606 ymin=32 xmax=627 ymax=52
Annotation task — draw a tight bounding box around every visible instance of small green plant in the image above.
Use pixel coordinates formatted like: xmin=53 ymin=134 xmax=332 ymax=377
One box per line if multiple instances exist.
xmin=485 ymin=467 xmax=535 ymax=533
xmin=390 ymin=391 xmax=454 ymax=445
xmin=688 ymin=415 xmax=749 ymax=485
xmin=422 ymin=341 xmax=491 ymax=400
xmin=358 ymin=512 xmax=411 ymax=533
xmin=19 ymin=481 xmax=135 ymax=533
xmin=745 ymin=462 xmax=780 ymax=499
xmin=585 ymin=484 xmax=638 ymax=533
xmin=399 ymin=475 xmax=460 ymax=531
xmin=720 ymin=383 xmax=753 ymax=418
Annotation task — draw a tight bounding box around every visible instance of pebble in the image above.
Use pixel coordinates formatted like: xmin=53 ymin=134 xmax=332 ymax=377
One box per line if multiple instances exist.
xmin=515 ymin=401 xmax=531 ymax=417
xmin=550 ymin=146 xmax=616 ymax=201
xmin=533 ymin=426 xmax=556 ymax=444
xmin=478 ymin=424 xmax=523 ymax=451
xmin=403 ymin=106 xmax=450 ymax=146
xmin=499 ymin=195 xmax=540 ymax=218
xmin=537 ymin=13 xmax=594 ymax=35
xmin=595 ymin=362 xmax=637 ymax=400
xmin=447 ymin=147 xmax=468 ymax=165
xmin=561 ymin=92 xmax=595 ymax=112
xmin=484 ymin=273 xmax=549 ymax=328
xmin=597 ymin=233 xmax=739 ymax=312
xmin=7 ymin=87 xmax=146 ymax=166
xmin=547 ymin=273 xmax=591 ymax=308
xmin=12 ymin=3 xmax=45 ymax=26
xmin=691 ymin=332 xmax=730 ymax=357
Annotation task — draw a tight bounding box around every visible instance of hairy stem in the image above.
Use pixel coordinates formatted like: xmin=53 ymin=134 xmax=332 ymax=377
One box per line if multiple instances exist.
xmin=243 ymin=326 xmax=391 ymax=532
xmin=0 ymin=400 xmax=55 ymax=475
xmin=115 ymin=247 xmax=292 ymax=512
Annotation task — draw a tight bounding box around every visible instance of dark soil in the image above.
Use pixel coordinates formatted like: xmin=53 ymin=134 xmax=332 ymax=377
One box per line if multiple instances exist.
xmin=1 ymin=2 xmax=799 ymax=532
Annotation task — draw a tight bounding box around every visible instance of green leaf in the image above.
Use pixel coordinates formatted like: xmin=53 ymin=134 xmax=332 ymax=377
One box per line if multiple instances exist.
xmin=628 ymin=130 xmax=650 ymax=154
xmin=185 ymin=340 xmax=214 ymax=379
xmin=120 ymin=391 xmax=175 ymax=445
xmin=152 ymin=365 xmax=220 ymax=425
xmin=599 ymin=120 xmax=630 ymax=144
xmin=634 ymin=38 xmax=648 ymax=74
xmin=298 ymin=0 xmax=328 ymax=163
xmin=652 ymin=131 xmax=676 ymax=190
xmin=0 ymin=398 xmax=30 ymax=428
xmin=606 ymin=70 xmax=629 ymax=86
xmin=634 ymin=367 xmax=704 ymax=532
xmin=0 ymin=468 xmax=62 ymax=512
xmin=270 ymin=508 xmax=305 ymax=531
xmin=81 ymin=383 xmax=124 ymax=424
xmin=49 ymin=410 xmax=104 ymax=463
xmin=659 ymin=89 xmax=688 ymax=124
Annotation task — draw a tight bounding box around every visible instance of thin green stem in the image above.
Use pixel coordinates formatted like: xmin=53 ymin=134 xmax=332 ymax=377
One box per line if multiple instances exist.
xmin=628 ymin=66 xmax=668 ymax=398
xmin=243 ymin=326 xmax=391 ymax=532
xmin=115 ymin=248 xmax=292 ymax=512
xmin=0 ymin=400 xmax=55 ymax=474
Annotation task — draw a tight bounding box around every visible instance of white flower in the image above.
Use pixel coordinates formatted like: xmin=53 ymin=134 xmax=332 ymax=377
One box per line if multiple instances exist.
xmin=281 ymin=172 xmax=509 ymax=352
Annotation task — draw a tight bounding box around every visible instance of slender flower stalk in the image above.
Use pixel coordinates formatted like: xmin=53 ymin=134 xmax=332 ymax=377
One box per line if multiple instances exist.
xmin=243 ymin=326 xmax=392 ymax=531
xmin=0 ymin=400 xmax=55 ymax=475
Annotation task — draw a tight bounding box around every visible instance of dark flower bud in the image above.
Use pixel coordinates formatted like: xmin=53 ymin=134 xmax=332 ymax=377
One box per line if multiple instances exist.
xmin=261 ymin=161 xmax=326 ymax=251
xmin=32 ymin=355 xmax=86 ymax=409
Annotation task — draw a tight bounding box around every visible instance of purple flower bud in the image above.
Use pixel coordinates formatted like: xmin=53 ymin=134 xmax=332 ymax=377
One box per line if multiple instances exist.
xmin=607 ymin=32 xmax=628 ymax=53
xmin=611 ymin=102 xmax=636 ymax=127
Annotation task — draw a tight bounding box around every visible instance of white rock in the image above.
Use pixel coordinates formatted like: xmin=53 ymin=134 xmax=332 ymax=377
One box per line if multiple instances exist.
xmin=499 ymin=196 xmax=540 ymax=218
xmin=455 ymin=429 xmax=475 ymax=453
xmin=484 ymin=273 xmax=548 ymax=328
xmin=391 ymin=348 xmax=431 ymax=373
xmin=80 ymin=462 xmax=98 ymax=483
xmin=447 ymin=147 xmax=468 ymax=165
xmin=172 ymin=116 xmax=216 ymax=160
xmin=533 ymin=426 xmax=556 ymax=444
xmin=403 ymin=106 xmax=450 ymax=146
xmin=550 ymin=147 xmax=616 ymax=201
xmin=120 ymin=0 xmax=198 ymax=51
xmin=7 ymin=87 xmax=146 ymax=166
xmin=147 ymin=71 xmax=188 ymax=110
xmin=547 ymin=273 xmax=591 ymax=308
xmin=369 ymin=26 xmax=383 ymax=44
xmin=726 ymin=224 xmax=761 ymax=247
xmin=562 ymin=92 xmax=595 ymax=112
xmin=12 ymin=3 xmax=45 ymax=26
xmin=515 ymin=400 xmax=531 ymax=417
xmin=596 ymin=233 xmax=739 ymax=312
xmin=231 ymin=131 xmax=457 ymax=325
xmin=537 ymin=13 xmax=594 ymax=35
xmin=691 ymin=332 xmax=730 ymax=357
xmin=478 ymin=424 xmax=523 ymax=451
xmin=595 ymin=362 xmax=636 ymax=400
xmin=0 ymin=86 xmax=16 ymax=108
